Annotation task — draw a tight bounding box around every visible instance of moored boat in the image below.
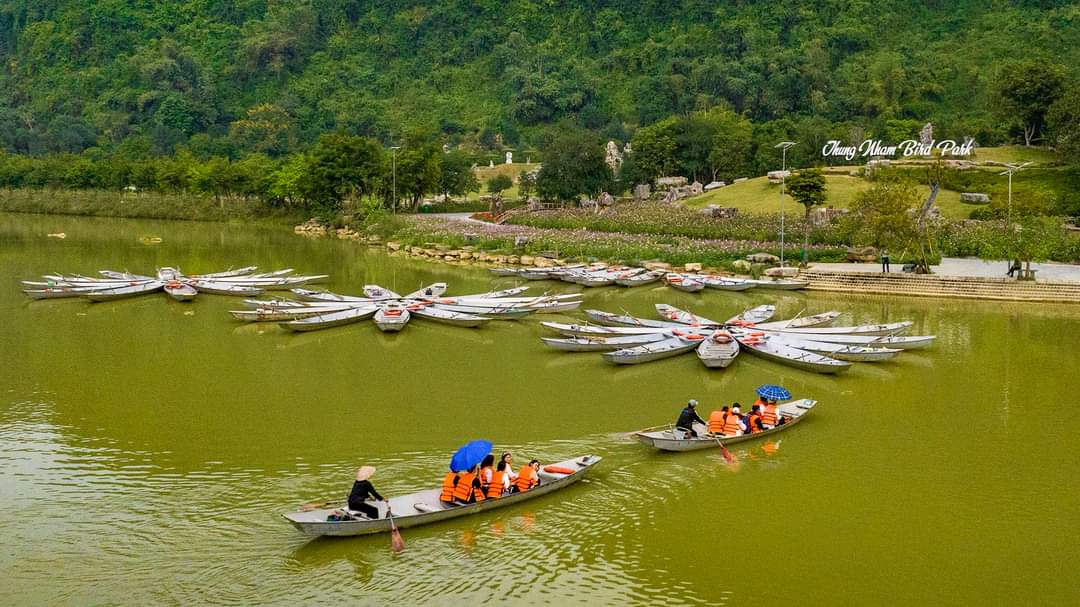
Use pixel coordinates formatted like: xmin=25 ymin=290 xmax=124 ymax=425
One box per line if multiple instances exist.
xmin=769 ymin=321 xmax=912 ymax=337
xmin=633 ymin=400 xmax=816 ymax=451
xmin=585 ymin=309 xmax=682 ymax=329
xmin=744 ymin=278 xmax=809 ymax=290
xmin=602 ymin=332 xmax=705 ymax=364
xmin=279 ymin=306 xmax=378 ymax=331
xmin=695 ymin=330 xmax=740 ymax=368
xmin=768 ymin=334 xmax=901 ymax=362
xmin=282 ymin=455 xmax=601 ymax=537
xmin=726 ymin=304 xmax=776 ymax=325
xmin=84 ymin=281 xmax=164 ymax=301
xmin=664 ymin=273 xmax=705 ymax=292
xmin=409 ymin=304 xmax=490 ymax=328
xmin=616 ymin=269 xmax=665 ymax=287
xmin=731 ymin=331 xmax=850 ymax=374
xmin=540 ymin=332 xmax=671 ymax=352
xmin=374 ymin=303 xmax=411 ymax=332
xmin=540 ymin=322 xmax=671 ymax=337
xmin=163 ymin=280 xmax=198 ymax=301
xmin=654 ymin=304 xmax=721 ymax=327
xmin=755 ymin=311 xmax=842 ymax=330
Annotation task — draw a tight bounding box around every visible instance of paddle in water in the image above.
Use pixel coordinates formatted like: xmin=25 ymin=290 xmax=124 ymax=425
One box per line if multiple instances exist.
xmin=388 ymin=507 xmax=405 ymax=553
xmin=719 ymin=441 xmax=735 ymax=464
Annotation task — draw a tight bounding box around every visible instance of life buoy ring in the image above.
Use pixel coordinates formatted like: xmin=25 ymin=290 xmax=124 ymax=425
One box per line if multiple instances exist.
xmin=543 ymin=465 xmax=575 ymax=475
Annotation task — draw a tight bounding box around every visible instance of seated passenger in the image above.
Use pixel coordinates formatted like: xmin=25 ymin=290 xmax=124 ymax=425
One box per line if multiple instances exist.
xmin=513 ymin=460 xmax=541 ymax=493
xmin=747 ymin=405 xmax=765 ymax=434
xmin=722 ymin=404 xmax=745 ymax=437
xmin=500 ymin=452 xmax=518 ymax=484
xmin=761 ymin=400 xmax=784 ymax=429
xmin=478 ymin=454 xmax=495 ymax=494
xmin=439 ymin=470 xmax=460 ymax=504
xmin=452 ymin=464 xmax=486 ymax=504
xmin=708 ymin=406 xmax=730 ymax=435
xmin=487 ymin=461 xmax=511 ymax=499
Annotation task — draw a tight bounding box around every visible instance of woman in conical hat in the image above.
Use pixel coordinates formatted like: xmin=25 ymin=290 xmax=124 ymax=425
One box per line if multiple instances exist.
xmin=348 ymin=466 xmax=385 ymax=519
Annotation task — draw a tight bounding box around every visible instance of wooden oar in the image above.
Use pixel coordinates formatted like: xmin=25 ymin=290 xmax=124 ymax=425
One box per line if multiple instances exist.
xmin=388 ymin=507 xmax=405 ymax=553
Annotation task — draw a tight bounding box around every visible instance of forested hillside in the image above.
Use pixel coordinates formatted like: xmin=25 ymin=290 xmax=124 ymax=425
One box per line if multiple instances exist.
xmin=1 ymin=0 xmax=1078 ymax=157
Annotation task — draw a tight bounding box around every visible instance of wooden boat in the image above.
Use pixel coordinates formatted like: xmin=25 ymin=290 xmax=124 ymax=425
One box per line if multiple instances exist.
xmin=246 ymin=268 xmax=295 ymax=278
xmin=279 ymin=306 xmax=378 ymax=331
xmin=603 ymin=332 xmax=705 ymax=364
xmin=755 ymin=311 xmax=842 ymax=330
xmin=84 ymin=281 xmax=164 ymax=301
xmin=466 ymin=286 xmax=532 ymax=299
xmin=363 ymin=285 xmax=402 ymax=299
xmin=633 ymin=400 xmax=816 ymax=451
xmin=654 ymin=304 xmax=721 ymax=327
xmin=232 ymin=304 xmax=357 ymax=322
xmin=664 ymin=273 xmax=705 ymax=292
xmin=283 ymin=455 xmax=601 ymax=537
xmin=541 ymin=333 xmax=671 ymax=352
xmin=374 ymin=303 xmax=411 ymax=332
xmin=697 ymin=276 xmax=755 ymax=291
xmin=696 ymin=330 xmax=740 ymax=368
xmin=763 ymin=332 xmax=936 ymax=350
xmin=292 ymin=289 xmax=370 ymax=303
xmin=744 ymin=278 xmax=809 ymax=290
xmin=616 ymin=269 xmax=665 ymax=287
xmin=24 ymin=286 xmax=107 ymax=299
xmin=770 ymin=321 xmax=912 ymax=337
xmin=187 ymin=280 xmax=264 ymax=296
xmin=409 ymin=304 xmax=490 ymax=328
xmin=731 ymin=331 xmax=850 ymax=374
xmin=405 ymin=283 xmax=448 ymax=299
xmin=99 ymin=270 xmax=156 ymax=281
xmin=522 ymin=299 xmax=583 ymax=314
xmin=163 ymin=280 xmax=198 ymax=301
xmin=768 ymin=334 xmax=900 ymax=362
xmin=541 ymin=322 xmax=670 ymax=337
xmin=186 ymin=266 xmax=258 ymax=279
xmin=432 ymin=303 xmax=535 ymax=319
xmin=726 ymin=304 xmax=776 ymax=325
xmin=584 ymin=309 xmax=682 ymax=329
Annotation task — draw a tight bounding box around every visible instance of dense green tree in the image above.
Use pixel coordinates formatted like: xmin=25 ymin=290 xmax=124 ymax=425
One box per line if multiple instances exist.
xmin=846 ymin=175 xmax=921 ymax=253
xmin=785 ymin=168 xmax=828 ymax=265
xmin=708 ymin=111 xmax=754 ymax=182
xmin=486 ymin=174 xmax=512 ymax=195
xmin=536 ymin=131 xmax=612 ymax=204
xmin=438 ymin=151 xmax=479 ymax=199
xmin=517 ymin=169 xmax=536 ymax=200
xmin=995 ymin=60 xmax=1067 ymax=146
xmin=301 ymin=133 xmax=382 ymax=210
xmin=394 ymin=141 xmax=442 ymax=209
xmin=629 ymin=118 xmax=678 ymax=183
xmin=1047 ymin=88 xmax=1080 ymax=163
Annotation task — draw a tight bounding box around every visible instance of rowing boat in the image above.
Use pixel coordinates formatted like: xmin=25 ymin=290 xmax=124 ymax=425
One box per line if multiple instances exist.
xmin=615 ymin=269 xmax=665 ymax=287
xmin=404 ymin=283 xmax=449 ymax=299
xmin=584 ymin=309 xmax=682 ymax=329
xmin=279 ymin=306 xmax=378 ymax=331
xmin=664 ymin=273 xmax=705 ymax=292
xmin=602 ymin=332 xmax=705 ymax=364
xmin=769 ymin=321 xmax=912 ymax=337
xmin=695 ymin=330 xmax=740 ymax=368
xmin=761 ymin=332 xmax=936 ymax=350
xmin=432 ymin=303 xmax=535 ymax=319
xmin=744 ymin=278 xmax=809 ymax=290
xmin=754 ymin=311 xmax=842 ymax=330
xmin=291 ymin=289 xmax=370 ymax=303
xmin=540 ymin=333 xmax=671 ymax=352
xmin=232 ymin=304 xmax=356 ymax=322
xmin=374 ymin=303 xmax=411 ymax=332
xmin=282 ymin=455 xmax=601 ymax=537
xmin=163 ymin=280 xmax=197 ymax=301
xmin=409 ymin=304 xmax=490 ymax=328
xmin=767 ymin=334 xmax=901 ymax=362
xmin=654 ymin=304 xmax=721 ymax=327
xmin=363 ymin=285 xmax=402 ymax=299
xmin=633 ymin=400 xmax=816 ymax=451
xmin=726 ymin=304 xmax=776 ymax=325
xmin=540 ymin=322 xmax=670 ymax=337
xmin=731 ymin=331 xmax=851 ymax=374
xmin=187 ymin=280 xmax=264 ymax=296
xmin=695 ymin=276 xmax=755 ymax=291
xmin=84 ymin=281 xmax=165 ymax=301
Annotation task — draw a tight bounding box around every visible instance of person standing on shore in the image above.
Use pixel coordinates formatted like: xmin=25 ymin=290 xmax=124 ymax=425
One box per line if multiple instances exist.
xmin=881 ymin=249 xmax=890 ymax=273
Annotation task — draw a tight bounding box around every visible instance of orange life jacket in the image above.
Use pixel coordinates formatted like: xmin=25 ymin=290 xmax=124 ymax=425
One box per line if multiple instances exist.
xmin=707 ymin=411 xmax=727 ymax=434
xmin=440 ymin=472 xmax=459 ymax=502
xmin=479 ymin=465 xmax=493 ymax=491
xmin=514 ymin=466 xmax=538 ymax=492
xmin=487 ymin=470 xmax=506 ymax=499
xmin=762 ymin=404 xmax=779 ymax=426
xmin=722 ymin=413 xmax=742 ymax=436
xmin=748 ymin=412 xmax=763 ymax=433
xmin=452 ymin=471 xmax=485 ymax=502
xmin=754 ymin=398 xmax=766 ymax=409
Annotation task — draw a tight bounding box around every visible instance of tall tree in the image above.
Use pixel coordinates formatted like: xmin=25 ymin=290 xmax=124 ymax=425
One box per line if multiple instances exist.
xmin=536 ymin=131 xmax=612 ymax=204
xmin=301 ymin=133 xmax=383 ymax=211
xmin=785 ymin=168 xmax=828 ymax=265
xmin=996 ymin=60 xmax=1066 ymax=146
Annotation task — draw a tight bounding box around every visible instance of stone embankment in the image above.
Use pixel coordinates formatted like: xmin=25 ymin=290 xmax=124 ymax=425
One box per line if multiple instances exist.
xmin=801 ymin=270 xmax=1080 ymax=304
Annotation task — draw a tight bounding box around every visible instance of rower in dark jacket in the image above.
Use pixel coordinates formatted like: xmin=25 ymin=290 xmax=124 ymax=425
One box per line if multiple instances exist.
xmin=675 ymin=399 xmax=707 ymax=437
xmin=348 ymin=465 xmax=386 ymax=519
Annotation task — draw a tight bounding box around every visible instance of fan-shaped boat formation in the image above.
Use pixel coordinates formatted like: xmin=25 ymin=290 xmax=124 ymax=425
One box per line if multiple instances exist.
xmin=22 ymin=266 xmax=326 ymax=302
xmin=541 ymin=303 xmax=934 ymax=374
xmin=232 ymin=284 xmax=584 ymax=334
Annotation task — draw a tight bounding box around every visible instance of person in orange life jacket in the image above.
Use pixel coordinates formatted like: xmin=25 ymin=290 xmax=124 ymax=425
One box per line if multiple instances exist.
xmin=707 ymin=406 xmax=729 ymax=435
xmin=348 ymin=466 xmax=387 ymax=519
xmin=439 ymin=469 xmax=460 ymax=503
xmin=760 ymin=399 xmax=784 ymax=429
xmin=487 ymin=461 xmax=512 ymax=499
xmin=746 ymin=404 xmax=766 ymax=434
xmin=722 ymin=404 xmax=746 ymax=436
xmin=513 ymin=460 xmax=541 ymax=493
xmin=675 ymin=399 xmax=706 ymax=437
xmin=478 ymin=454 xmax=495 ymax=492
xmin=452 ymin=464 xmax=486 ymax=503
xmin=500 ymin=451 xmax=518 ymax=484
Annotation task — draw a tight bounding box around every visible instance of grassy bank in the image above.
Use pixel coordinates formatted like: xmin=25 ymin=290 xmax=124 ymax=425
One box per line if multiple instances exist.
xmin=0 ymin=188 xmax=304 ymax=224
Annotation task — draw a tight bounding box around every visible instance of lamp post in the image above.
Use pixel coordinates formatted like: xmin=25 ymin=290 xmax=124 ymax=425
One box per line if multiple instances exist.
xmin=997 ymin=161 xmax=1030 ymax=226
xmin=390 ymin=146 xmax=401 ymax=213
xmin=775 ymin=141 xmax=797 ymax=267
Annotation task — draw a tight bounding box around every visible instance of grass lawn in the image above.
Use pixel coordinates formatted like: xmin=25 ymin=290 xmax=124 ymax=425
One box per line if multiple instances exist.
xmin=460 ymin=162 xmax=540 ymax=201
xmin=682 ymin=174 xmax=971 ymax=219
xmin=970 ymin=145 xmax=1062 ymax=166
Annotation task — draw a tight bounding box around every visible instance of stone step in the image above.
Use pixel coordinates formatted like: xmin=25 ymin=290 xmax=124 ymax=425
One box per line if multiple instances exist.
xmin=798 ymin=270 xmax=1080 ymax=303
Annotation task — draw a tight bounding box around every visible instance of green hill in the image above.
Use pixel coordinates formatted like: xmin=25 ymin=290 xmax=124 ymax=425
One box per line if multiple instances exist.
xmin=1 ymin=1 xmax=1078 ymax=156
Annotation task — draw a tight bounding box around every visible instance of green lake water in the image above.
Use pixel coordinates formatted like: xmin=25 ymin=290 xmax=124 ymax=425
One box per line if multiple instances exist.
xmin=1 ymin=212 xmax=1078 ymax=605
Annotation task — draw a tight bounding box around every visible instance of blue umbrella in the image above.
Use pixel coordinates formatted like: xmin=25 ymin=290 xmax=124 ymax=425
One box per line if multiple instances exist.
xmin=756 ymin=384 xmax=791 ymax=401
xmin=449 ymin=439 xmax=493 ymax=472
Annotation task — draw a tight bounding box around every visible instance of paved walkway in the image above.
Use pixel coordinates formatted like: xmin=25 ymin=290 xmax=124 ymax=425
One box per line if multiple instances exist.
xmin=808 ymin=257 xmax=1080 ymax=284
